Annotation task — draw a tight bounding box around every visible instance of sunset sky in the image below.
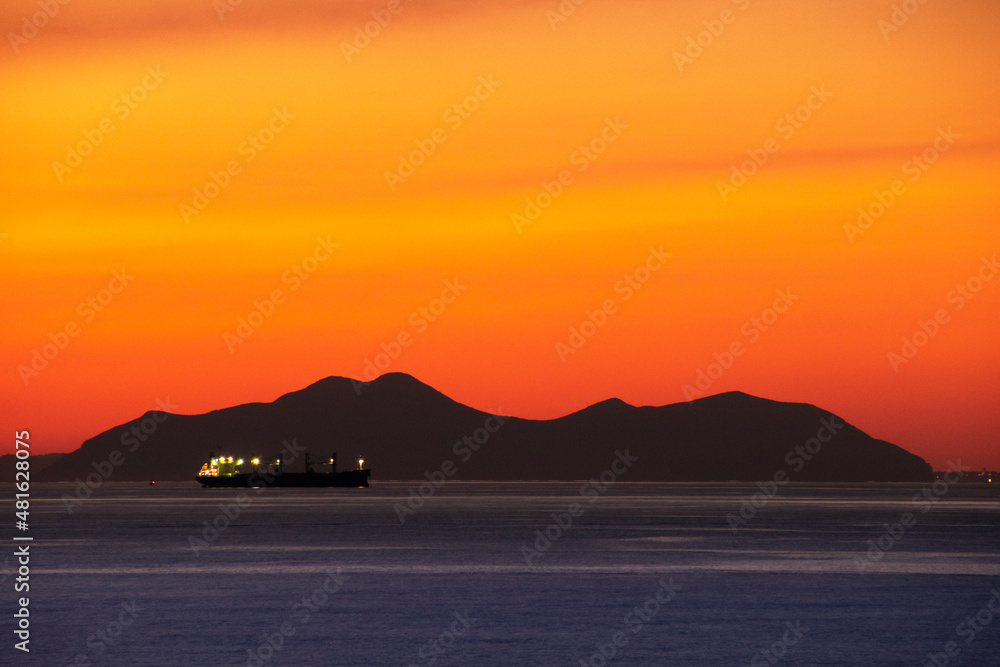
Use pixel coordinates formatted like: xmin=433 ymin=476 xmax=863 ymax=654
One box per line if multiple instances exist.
xmin=2 ymin=0 xmax=998 ymax=470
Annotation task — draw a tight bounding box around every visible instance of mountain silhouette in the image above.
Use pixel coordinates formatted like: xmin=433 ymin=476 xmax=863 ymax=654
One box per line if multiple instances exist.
xmin=1 ymin=451 xmax=64 ymax=481
xmin=37 ymin=373 xmax=932 ymax=483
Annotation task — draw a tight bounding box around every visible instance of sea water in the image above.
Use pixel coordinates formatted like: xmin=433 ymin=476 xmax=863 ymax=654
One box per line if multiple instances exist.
xmin=5 ymin=482 xmax=999 ymax=666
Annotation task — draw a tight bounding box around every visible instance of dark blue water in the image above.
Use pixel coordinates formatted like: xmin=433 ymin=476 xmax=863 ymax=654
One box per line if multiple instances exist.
xmin=5 ymin=482 xmax=999 ymax=666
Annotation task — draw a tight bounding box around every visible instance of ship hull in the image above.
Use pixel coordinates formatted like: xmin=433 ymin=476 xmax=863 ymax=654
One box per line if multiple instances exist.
xmin=196 ymin=469 xmax=371 ymax=488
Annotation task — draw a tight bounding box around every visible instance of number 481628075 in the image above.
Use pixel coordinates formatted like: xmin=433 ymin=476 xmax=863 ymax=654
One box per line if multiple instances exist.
xmin=14 ymin=431 xmax=30 ymax=523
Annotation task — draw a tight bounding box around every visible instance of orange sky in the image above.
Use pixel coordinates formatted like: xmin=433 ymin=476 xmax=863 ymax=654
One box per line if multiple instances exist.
xmin=2 ymin=0 xmax=998 ymax=470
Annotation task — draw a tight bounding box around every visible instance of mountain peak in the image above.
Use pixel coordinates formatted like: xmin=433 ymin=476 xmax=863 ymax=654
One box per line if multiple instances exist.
xmin=36 ymin=375 xmax=933 ymax=483
xmin=581 ymin=397 xmax=634 ymax=411
xmin=699 ymin=390 xmax=770 ymax=402
xmin=365 ymin=371 xmax=431 ymax=389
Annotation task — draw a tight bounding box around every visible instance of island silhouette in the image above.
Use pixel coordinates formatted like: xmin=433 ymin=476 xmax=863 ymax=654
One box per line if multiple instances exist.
xmin=34 ymin=372 xmax=932 ymax=483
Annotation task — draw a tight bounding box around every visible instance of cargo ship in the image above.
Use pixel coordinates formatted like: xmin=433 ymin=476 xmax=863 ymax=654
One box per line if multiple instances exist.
xmin=196 ymin=452 xmax=371 ymax=488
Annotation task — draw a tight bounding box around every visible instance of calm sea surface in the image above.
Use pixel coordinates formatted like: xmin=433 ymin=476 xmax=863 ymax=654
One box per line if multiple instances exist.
xmin=5 ymin=482 xmax=999 ymax=666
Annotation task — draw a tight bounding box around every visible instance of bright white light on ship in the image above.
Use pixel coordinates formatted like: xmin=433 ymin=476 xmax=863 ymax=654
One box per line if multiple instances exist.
xmin=358 ymin=458 xmax=364 ymax=470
